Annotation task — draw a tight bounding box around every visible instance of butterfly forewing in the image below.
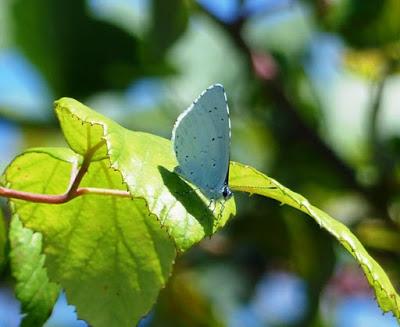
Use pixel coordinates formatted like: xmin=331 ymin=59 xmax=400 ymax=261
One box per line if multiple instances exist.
xmin=172 ymin=84 xmax=231 ymax=200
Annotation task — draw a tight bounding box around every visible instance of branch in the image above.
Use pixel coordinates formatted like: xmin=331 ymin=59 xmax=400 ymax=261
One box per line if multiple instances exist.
xmin=364 ymin=63 xmax=399 ymax=223
xmin=0 ymin=186 xmax=131 ymax=204
xmin=0 ymin=141 xmax=131 ymax=204
xmin=368 ymin=64 xmax=392 ymax=169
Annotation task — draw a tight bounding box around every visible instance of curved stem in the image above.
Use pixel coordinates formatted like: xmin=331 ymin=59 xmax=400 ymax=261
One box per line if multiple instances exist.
xmin=0 ymin=141 xmax=131 ymax=204
xmin=0 ymin=186 xmax=131 ymax=204
xmin=66 ymin=140 xmax=104 ymax=197
xmin=0 ymin=187 xmax=70 ymax=204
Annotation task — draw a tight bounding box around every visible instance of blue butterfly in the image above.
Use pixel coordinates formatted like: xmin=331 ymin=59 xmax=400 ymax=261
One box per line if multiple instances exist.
xmin=172 ymin=84 xmax=232 ymax=201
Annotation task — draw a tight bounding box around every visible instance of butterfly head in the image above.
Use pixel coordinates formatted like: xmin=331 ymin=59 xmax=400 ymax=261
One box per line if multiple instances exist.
xmin=222 ymin=185 xmax=233 ymax=200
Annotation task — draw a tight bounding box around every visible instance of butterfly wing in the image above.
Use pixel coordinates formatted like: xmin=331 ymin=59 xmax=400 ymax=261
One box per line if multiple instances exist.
xmin=171 ymin=84 xmax=231 ymax=200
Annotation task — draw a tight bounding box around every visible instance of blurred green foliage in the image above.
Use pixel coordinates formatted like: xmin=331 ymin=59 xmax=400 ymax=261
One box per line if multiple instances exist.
xmin=12 ymin=0 xmax=141 ymax=98
xmin=0 ymin=210 xmax=6 ymax=275
xmin=315 ymin=0 xmax=400 ymax=48
xmin=1 ymin=0 xmax=400 ymax=326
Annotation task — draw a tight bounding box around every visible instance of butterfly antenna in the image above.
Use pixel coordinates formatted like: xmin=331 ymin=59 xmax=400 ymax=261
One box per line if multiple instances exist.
xmin=217 ymin=199 xmax=226 ymax=222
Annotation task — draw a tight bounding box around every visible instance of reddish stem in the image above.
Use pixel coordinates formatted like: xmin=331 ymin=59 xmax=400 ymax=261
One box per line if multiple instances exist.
xmin=0 ymin=141 xmax=131 ymax=204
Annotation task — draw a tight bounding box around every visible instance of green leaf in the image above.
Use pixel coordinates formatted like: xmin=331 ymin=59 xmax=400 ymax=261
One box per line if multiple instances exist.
xmin=229 ymin=161 xmax=400 ymax=320
xmin=9 ymin=214 xmax=60 ymax=326
xmin=5 ymin=148 xmax=177 ymax=327
xmin=5 ymin=95 xmax=236 ymax=326
xmin=0 ymin=209 xmax=6 ymax=274
xmin=54 ymin=97 xmax=236 ymax=251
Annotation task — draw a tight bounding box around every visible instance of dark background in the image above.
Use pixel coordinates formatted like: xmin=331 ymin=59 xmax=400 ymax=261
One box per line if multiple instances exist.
xmin=0 ymin=0 xmax=400 ymax=326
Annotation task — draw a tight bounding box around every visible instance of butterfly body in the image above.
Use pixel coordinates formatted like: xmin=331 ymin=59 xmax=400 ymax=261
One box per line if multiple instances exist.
xmin=172 ymin=84 xmax=232 ymax=200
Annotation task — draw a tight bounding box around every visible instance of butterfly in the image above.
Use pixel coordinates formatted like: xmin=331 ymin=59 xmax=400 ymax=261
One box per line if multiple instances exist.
xmin=171 ymin=84 xmax=232 ymax=201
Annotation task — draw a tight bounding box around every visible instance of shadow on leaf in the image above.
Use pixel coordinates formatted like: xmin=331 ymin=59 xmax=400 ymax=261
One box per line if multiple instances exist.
xmin=158 ymin=166 xmax=215 ymax=236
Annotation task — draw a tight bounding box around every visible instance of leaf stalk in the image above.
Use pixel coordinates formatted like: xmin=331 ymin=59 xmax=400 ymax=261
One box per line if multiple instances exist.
xmin=0 ymin=141 xmax=131 ymax=204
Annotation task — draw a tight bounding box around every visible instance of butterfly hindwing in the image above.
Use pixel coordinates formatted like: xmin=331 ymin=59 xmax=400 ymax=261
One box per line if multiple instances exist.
xmin=172 ymin=84 xmax=231 ymax=200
